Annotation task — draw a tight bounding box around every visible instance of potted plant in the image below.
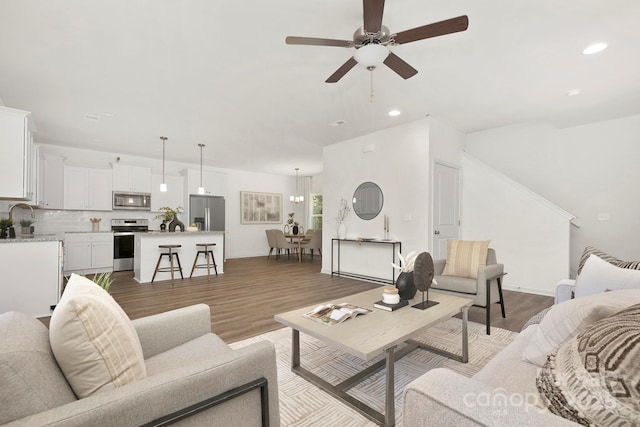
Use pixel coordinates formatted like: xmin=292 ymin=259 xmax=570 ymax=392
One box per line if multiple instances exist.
xmin=20 ymin=219 xmax=33 ymax=235
xmin=154 ymin=206 xmax=184 ymax=232
xmin=336 ymin=198 xmax=351 ymax=239
xmin=89 ymin=272 xmax=114 ymax=293
xmin=0 ymin=218 xmax=12 ymax=239
xmin=285 ymin=212 xmax=301 ymax=235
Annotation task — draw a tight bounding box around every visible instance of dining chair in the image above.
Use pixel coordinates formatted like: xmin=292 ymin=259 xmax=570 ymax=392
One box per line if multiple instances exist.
xmin=273 ymin=229 xmax=295 ymax=260
xmin=265 ymin=229 xmax=277 ymax=259
xmin=300 ymin=229 xmax=322 ymax=259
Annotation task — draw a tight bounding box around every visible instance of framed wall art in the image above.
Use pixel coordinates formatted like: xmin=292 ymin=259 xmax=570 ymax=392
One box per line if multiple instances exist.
xmin=240 ymin=191 xmax=283 ymax=224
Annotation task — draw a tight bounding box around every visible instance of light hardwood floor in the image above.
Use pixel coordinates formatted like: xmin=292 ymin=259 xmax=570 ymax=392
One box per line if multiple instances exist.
xmin=67 ymin=255 xmax=554 ymax=343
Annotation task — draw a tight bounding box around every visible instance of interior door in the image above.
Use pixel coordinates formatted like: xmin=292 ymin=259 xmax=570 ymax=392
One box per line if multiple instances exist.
xmin=432 ymin=162 xmax=461 ymax=259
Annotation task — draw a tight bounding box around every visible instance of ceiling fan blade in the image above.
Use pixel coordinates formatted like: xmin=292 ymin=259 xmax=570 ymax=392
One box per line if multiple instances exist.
xmin=285 ymin=36 xmax=353 ymax=48
xmin=363 ymin=0 xmax=385 ymax=33
xmin=383 ymin=52 xmax=418 ymax=79
xmin=393 ymin=15 xmax=469 ymax=45
xmin=325 ymin=57 xmax=358 ymax=83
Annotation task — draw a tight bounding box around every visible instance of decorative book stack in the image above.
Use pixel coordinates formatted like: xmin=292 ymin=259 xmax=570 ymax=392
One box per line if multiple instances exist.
xmin=373 ymin=299 xmax=409 ymax=312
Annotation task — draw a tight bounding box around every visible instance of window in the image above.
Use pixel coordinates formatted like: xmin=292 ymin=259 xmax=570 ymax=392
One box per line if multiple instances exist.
xmin=311 ymin=194 xmax=323 ymax=230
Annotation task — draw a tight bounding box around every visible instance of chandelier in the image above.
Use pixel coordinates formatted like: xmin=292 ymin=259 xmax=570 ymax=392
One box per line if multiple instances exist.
xmin=290 ymin=168 xmax=304 ymax=204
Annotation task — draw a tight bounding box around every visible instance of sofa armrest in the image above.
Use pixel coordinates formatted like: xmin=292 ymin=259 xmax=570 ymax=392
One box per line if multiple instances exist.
xmin=555 ymin=279 xmax=576 ymax=304
xmin=404 ymin=368 xmax=580 ymax=427
xmin=132 ymin=304 xmax=212 ymax=359
xmin=8 ymin=341 xmax=280 ymax=427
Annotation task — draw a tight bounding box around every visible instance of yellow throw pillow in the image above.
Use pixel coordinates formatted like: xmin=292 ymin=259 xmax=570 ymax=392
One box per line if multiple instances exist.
xmin=442 ymin=240 xmax=490 ymax=279
xmin=49 ymin=274 xmax=146 ymax=398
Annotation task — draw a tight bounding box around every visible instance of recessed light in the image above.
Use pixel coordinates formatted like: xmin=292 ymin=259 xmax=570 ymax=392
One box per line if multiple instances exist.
xmin=83 ymin=113 xmax=100 ymax=121
xmin=102 ymin=111 xmax=115 ymax=117
xmin=329 ymin=120 xmax=346 ymax=127
xmin=583 ymin=43 xmax=607 ymax=55
xmin=388 ymin=109 xmax=401 ymax=117
xmin=566 ymin=89 xmax=582 ymax=97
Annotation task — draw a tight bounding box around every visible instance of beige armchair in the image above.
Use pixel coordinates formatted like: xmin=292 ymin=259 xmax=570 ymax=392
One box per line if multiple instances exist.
xmin=0 ymin=305 xmax=280 ymax=426
xmin=432 ymin=248 xmax=505 ymax=334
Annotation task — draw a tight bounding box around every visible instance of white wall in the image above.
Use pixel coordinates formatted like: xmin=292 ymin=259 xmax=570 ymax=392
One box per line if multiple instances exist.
xmin=465 ymin=114 xmax=640 ymax=276
xmin=461 ymin=154 xmax=574 ymax=295
xmin=7 ymin=144 xmax=303 ymax=259
xmin=321 ymin=117 xmax=464 ymax=279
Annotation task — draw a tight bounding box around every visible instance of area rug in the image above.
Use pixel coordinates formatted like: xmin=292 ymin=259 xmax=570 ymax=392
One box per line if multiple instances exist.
xmin=230 ymin=319 xmax=517 ymax=426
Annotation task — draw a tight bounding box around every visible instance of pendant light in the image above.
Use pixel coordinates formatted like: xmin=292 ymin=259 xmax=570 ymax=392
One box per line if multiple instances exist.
xmin=290 ymin=167 xmax=304 ymax=204
xmin=197 ymin=143 xmax=205 ymax=195
xmin=160 ymin=136 xmax=168 ymax=192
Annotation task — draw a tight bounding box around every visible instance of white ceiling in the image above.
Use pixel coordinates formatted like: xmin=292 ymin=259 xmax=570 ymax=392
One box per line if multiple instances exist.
xmin=1 ymin=1 xmax=639 ymax=177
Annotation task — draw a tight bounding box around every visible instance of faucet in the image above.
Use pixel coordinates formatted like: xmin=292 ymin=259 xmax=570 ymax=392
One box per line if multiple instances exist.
xmin=8 ymin=203 xmax=36 ymax=224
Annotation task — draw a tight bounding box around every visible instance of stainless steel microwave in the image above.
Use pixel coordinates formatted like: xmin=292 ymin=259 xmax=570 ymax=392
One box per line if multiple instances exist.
xmin=112 ymin=192 xmax=151 ymax=210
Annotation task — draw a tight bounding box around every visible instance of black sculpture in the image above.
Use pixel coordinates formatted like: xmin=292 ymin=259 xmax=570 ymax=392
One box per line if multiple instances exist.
xmin=412 ymin=252 xmax=439 ymax=310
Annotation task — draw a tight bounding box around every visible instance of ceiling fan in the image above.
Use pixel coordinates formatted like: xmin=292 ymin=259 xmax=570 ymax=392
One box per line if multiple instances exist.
xmin=285 ymin=0 xmax=469 ymax=83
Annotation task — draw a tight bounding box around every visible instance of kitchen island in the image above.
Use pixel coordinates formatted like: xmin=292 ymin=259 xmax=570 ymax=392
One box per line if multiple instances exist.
xmin=0 ymin=236 xmax=63 ymax=317
xmin=134 ymin=231 xmax=224 ymax=283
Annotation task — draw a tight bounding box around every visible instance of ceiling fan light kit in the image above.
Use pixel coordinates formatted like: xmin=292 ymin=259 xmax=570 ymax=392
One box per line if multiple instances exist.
xmin=354 ymin=44 xmax=389 ymax=69
xmin=285 ymin=0 xmax=469 ymax=83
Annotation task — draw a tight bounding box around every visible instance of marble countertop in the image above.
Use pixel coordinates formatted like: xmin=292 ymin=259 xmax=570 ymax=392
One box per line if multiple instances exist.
xmin=0 ymin=234 xmax=62 ymax=244
xmin=142 ymin=230 xmax=225 ymax=235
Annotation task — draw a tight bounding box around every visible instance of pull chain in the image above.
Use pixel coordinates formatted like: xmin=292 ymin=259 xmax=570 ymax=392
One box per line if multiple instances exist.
xmin=369 ymin=70 xmax=374 ymax=103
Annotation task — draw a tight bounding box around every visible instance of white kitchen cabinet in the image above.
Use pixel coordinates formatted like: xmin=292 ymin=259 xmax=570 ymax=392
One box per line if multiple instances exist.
xmin=0 ymin=106 xmax=35 ymax=200
xmin=64 ymin=232 xmax=114 ymax=274
xmin=182 ymin=168 xmax=228 ymax=196
xmin=37 ymin=151 xmax=65 ymax=209
xmin=112 ymin=164 xmax=151 ymax=193
xmin=0 ymin=240 xmax=63 ymax=317
xmin=63 ymin=165 xmax=112 ymax=211
xmin=151 ymin=174 xmax=184 ymax=211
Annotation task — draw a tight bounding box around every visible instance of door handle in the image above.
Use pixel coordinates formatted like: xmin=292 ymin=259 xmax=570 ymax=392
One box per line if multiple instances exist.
xmin=434 ymin=230 xmax=440 ymax=235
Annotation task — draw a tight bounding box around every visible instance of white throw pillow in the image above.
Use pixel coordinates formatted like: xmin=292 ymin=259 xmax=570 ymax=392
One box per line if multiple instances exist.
xmin=49 ymin=274 xmax=146 ymax=398
xmin=522 ymin=289 xmax=640 ymax=367
xmin=574 ymin=254 xmax=640 ymax=298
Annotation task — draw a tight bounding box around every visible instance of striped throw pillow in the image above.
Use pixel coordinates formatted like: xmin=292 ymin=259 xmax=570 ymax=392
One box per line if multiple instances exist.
xmin=49 ymin=274 xmax=146 ymax=398
xmin=442 ymin=240 xmax=490 ymax=279
xmin=577 ymin=246 xmax=640 ymax=275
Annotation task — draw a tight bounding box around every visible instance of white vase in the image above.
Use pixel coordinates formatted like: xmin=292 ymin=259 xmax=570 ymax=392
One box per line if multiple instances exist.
xmin=337 ymin=221 xmax=347 ymax=239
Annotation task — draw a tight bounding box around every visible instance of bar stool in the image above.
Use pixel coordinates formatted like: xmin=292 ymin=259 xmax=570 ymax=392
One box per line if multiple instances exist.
xmin=151 ymin=244 xmax=184 ymax=284
xmin=190 ymin=243 xmax=218 ymax=281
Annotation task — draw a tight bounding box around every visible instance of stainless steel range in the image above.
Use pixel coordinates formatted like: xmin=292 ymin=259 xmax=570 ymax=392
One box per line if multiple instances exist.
xmin=111 ymin=219 xmax=149 ymax=271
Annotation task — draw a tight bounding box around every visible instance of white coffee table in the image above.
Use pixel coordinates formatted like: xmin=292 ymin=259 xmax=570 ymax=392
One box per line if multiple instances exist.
xmin=274 ymin=287 xmax=473 ymax=426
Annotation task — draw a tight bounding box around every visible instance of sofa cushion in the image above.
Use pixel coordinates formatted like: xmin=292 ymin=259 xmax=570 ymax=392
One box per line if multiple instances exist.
xmin=521 ymin=289 xmax=640 ymax=367
xmin=144 ymin=333 xmax=231 ymax=376
xmin=432 ymin=275 xmax=478 ymax=294
xmin=49 ymin=274 xmax=146 ymax=398
xmin=574 ymin=254 xmax=640 ymax=298
xmin=442 ymin=240 xmax=490 ymax=279
xmin=537 ymin=303 xmax=640 ymax=426
xmin=0 ymin=311 xmax=77 ymax=425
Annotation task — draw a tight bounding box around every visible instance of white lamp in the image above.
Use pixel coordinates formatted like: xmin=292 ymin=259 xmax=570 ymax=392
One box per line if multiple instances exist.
xmin=160 ymin=136 xmax=168 ymax=192
xmin=198 ymin=143 xmax=205 ymax=195
xmin=290 ymin=168 xmax=304 ymax=204
xmin=354 ymin=44 xmax=389 ymax=70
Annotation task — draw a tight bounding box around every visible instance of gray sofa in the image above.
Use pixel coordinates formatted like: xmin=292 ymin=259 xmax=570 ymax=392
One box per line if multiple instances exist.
xmin=402 ymin=323 xmax=580 ymax=426
xmin=1 ymin=304 xmax=280 ymax=426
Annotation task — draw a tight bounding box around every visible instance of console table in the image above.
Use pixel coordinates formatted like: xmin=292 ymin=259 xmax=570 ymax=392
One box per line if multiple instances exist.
xmin=331 ymin=238 xmax=402 ymax=285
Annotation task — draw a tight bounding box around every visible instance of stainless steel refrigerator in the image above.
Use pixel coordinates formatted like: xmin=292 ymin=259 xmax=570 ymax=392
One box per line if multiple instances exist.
xmin=189 ymin=195 xmax=225 ymax=231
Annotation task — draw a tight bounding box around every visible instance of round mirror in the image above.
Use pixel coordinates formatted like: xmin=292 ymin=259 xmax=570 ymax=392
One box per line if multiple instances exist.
xmin=352 ymin=182 xmax=384 ymax=220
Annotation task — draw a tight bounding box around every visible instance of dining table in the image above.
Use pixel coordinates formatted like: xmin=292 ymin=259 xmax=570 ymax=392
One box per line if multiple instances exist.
xmin=285 ymin=233 xmax=306 ymax=262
